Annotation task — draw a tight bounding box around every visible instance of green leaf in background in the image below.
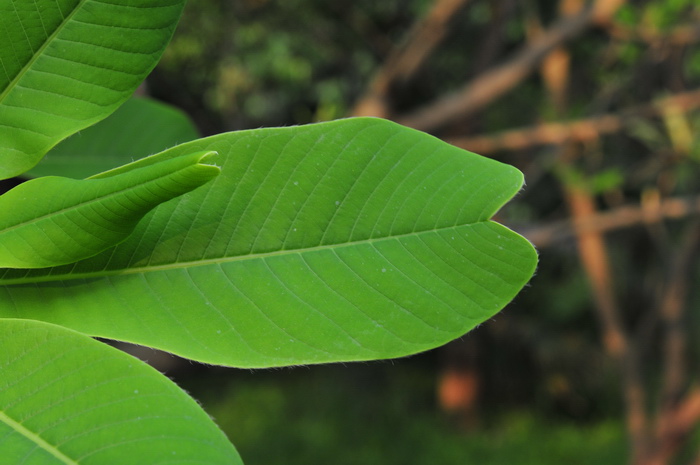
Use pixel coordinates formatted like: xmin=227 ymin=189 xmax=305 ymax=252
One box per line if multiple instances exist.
xmin=26 ymin=97 xmax=201 ymax=179
xmin=0 ymin=151 xmax=219 ymax=269
xmin=0 ymin=0 xmax=187 ymax=180
xmin=0 ymin=318 xmax=241 ymax=465
xmin=0 ymin=118 xmax=537 ymax=367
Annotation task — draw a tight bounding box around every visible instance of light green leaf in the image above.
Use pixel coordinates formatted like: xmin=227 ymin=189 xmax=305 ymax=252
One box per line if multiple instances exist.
xmin=0 ymin=318 xmax=241 ymax=465
xmin=0 ymin=151 xmax=219 ymax=269
xmin=26 ymin=97 xmax=201 ymax=179
xmin=0 ymin=118 xmax=537 ymax=367
xmin=0 ymin=0 xmax=186 ymax=180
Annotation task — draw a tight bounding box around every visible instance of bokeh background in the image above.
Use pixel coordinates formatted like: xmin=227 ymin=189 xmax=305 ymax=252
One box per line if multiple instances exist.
xmin=132 ymin=0 xmax=700 ymax=463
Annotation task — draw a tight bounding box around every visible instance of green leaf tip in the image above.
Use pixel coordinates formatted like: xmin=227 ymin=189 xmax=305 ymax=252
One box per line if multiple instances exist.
xmin=0 ymin=150 xmax=219 ymax=269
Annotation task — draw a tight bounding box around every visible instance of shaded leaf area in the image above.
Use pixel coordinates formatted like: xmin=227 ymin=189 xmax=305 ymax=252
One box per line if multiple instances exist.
xmin=0 ymin=0 xmax=186 ymax=179
xmin=0 ymin=118 xmax=537 ymax=368
xmin=0 ymin=151 xmax=219 ymax=269
xmin=0 ymin=319 xmax=241 ymax=465
xmin=27 ymin=97 xmax=200 ymax=179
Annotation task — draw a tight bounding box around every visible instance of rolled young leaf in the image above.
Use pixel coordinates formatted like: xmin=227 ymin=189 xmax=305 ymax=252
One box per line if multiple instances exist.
xmin=0 ymin=118 xmax=537 ymax=367
xmin=0 ymin=318 xmax=242 ymax=465
xmin=0 ymin=151 xmax=219 ymax=269
xmin=0 ymin=0 xmax=187 ymax=179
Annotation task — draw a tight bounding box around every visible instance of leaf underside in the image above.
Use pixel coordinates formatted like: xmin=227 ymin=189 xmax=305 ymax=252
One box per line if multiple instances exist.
xmin=0 ymin=318 xmax=241 ymax=465
xmin=0 ymin=118 xmax=538 ymax=368
xmin=0 ymin=0 xmax=186 ymax=179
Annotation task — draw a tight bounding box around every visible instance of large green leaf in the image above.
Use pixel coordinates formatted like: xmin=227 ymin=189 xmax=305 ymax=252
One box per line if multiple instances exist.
xmin=0 ymin=118 xmax=537 ymax=368
xmin=0 ymin=0 xmax=186 ymax=180
xmin=0 ymin=151 xmax=219 ymax=269
xmin=0 ymin=318 xmax=241 ymax=465
xmin=27 ymin=97 xmax=201 ymax=179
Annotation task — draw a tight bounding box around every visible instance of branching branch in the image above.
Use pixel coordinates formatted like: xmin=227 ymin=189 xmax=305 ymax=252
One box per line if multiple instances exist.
xmin=352 ymin=0 xmax=471 ymax=118
xmin=396 ymin=2 xmax=612 ymax=132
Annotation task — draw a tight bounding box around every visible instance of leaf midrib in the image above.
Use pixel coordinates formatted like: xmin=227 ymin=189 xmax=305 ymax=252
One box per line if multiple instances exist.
xmin=0 ymin=410 xmax=77 ymax=464
xmin=0 ymin=0 xmax=88 ymax=106
xmin=0 ymin=221 xmax=496 ymax=285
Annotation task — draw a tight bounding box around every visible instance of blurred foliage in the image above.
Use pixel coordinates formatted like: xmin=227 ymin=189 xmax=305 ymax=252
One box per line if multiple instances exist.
xmin=151 ymin=0 xmax=430 ymax=132
xmin=180 ymin=360 xmax=625 ymax=465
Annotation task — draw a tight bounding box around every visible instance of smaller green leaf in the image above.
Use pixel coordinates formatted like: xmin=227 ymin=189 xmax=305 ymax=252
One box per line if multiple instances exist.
xmin=0 ymin=151 xmax=219 ymax=269
xmin=0 ymin=318 xmax=242 ymax=465
xmin=26 ymin=97 xmax=201 ymax=180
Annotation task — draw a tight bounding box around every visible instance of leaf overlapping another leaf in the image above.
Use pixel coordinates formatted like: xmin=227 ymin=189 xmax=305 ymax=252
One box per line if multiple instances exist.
xmin=0 ymin=118 xmax=537 ymax=368
xmin=0 ymin=151 xmax=219 ymax=268
xmin=0 ymin=318 xmax=241 ymax=464
xmin=27 ymin=97 xmax=201 ymax=179
xmin=0 ymin=0 xmax=187 ymax=179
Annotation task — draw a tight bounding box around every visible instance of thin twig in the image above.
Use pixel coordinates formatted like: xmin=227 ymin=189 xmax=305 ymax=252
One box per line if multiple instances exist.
xmin=446 ymin=89 xmax=700 ymax=153
xmin=606 ymin=23 xmax=700 ymax=46
xmin=516 ymin=195 xmax=700 ymax=248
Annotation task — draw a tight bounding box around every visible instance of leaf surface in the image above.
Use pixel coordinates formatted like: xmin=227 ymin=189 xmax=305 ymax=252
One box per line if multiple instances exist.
xmin=0 ymin=318 xmax=241 ymax=464
xmin=0 ymin=151 xmax=219 ymax=268
xmin=0 ymin=0 xmax=186 ymax=179
xmin=27 ymin=97 xmax=200 ymax=179
xmin=0 ymin=118 xmax=537 ymax=367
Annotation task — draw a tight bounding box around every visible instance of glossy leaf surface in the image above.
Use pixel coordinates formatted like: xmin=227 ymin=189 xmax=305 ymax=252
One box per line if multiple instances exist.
xmin=0 ymin=118 xmax=537 ymax=367
xmin=0 ymin=318 xmax=241 ymax=464
xmin=0 ymin=0 xmax=186 ymax=179
xmin=0 ymin=151 xmax=219 ymax=268
xmin=27 ymin=97 xmax=200 ymax=179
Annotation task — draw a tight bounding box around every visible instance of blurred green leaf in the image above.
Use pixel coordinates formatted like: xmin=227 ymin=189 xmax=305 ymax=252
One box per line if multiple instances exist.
xmin=27 ymin=97 xmax=200 ymax=179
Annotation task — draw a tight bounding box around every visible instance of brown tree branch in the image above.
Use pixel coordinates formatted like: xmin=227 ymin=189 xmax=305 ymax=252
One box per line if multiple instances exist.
xmin=563 ymin=185 xmax=650 ymax=463
xmin=563 ymin=187 xmax=627 ymax=355
xmin=517 ymin=195 xmax=700 ymax=248
xmin=646 ymin=387 xmax=700 ymax=465
xmin=639 ymin=221 xmax=700 ymax=465
xmin=532 ymin=9 xmax=648 ymax=456
xmin=394 ymin=0 xmax=626 ymax=133
xmin=352 ymin=0 xmax=471 ymax=118
xmin=606 ymin=23 xmax=700 ymax=46
xmin=395 ymin=0 xmax=624 ymax=133
xmin=658 ymin=222 xmax=700 ymax=406
xmin=446 ymin=89 xmax=700 ymax=154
